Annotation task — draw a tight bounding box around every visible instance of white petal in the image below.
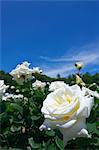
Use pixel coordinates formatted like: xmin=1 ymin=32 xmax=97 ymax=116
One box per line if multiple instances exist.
xmin=82 ymin=87 xmax=99 ymax=99
xmin=49 ymin=81 xmax=66 ymax=91
xmin=59 ymin=118 xmax=87 ymax=146
xmin=39 ymin=124 xmax=47 ymax=131
xmin=39 ymin=119 xmax=55 ymax=131
xmin=56 ymin=119 xmax=77 ymax=128
xmin=84 ymin=97 xmax=94 ymax=117
xmin=71 ymin=84 xmax=81 ymax=94
xmin=77 ymin=128 xmax=91 ymax=138
xmin=77 ymin=96 xmax=94 ymax=118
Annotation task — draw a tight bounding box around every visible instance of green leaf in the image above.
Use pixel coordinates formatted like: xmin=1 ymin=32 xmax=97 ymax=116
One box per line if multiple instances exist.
xmin=45 ymin=130 xmax=55 ymax=137
xmin=7 ymin=103 xmax=23 ymax=113
xmin=87 ymin=123 xmax=99 ymax=134
xmin=55 ymin=136 xmax=64 ymax=150
xmin=27 ymin=146 xmax=31 ymax=150
xmin=47 ymin=143 xmax=57 ymax=150
xmin=8 ymin=148 xmax=22 ymax=150
xmin=31 ymin=116 xmax=40 ymax=121
xmin=4 ymin=127 xmax=11 ymax=135
xmin=9 ymin=116 xmax=14 ymax=124
xmin=95 ymin=98 xmax=99 ymax=104
xmin=42 ymin=141 xmax=46 ymax=148
xmin=10 ymin=125 xmax=21 ymax=132
xmin=1 ymin=146 xmax=8 ymax=150
xmin=95 ymin=138 xmax=99 ymax=146
xmin=28 ymin=137 xmax=41 ymax=149
xmin=0 ymin=112 xmax=6 ymax=120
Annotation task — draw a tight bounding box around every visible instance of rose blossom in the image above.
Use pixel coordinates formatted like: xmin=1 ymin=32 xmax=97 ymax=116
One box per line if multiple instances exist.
xmin=32 ymin=67 xmax=42 ymax=74
xmin=10 ymin=61 xmax=33 ymax=84
xmin=32 ymin=80 xmax=46 ymax=91
xmin=40 ymin=83 xmax=98 ymax=146
xmin=0 ymin=80 xmax=9 ymax=97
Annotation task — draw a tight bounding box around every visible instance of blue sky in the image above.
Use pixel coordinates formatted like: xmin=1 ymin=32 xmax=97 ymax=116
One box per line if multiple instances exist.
xmin=1 ymin=1 xmax=99 ymax=77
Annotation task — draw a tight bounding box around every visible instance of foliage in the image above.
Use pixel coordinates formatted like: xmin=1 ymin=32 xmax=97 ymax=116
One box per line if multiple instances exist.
xmin=0 ymin=71 xmax=99 ymax=150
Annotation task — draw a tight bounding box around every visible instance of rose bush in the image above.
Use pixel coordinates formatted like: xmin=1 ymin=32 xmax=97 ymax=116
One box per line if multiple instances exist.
xmin=0 ymin=61 xmax=99 ymax=150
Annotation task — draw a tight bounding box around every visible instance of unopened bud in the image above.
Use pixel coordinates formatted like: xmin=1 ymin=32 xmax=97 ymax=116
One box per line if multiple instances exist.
xmin=22 ymin=127 xmax=26 ymax=133
xmin=75 ymin=62 xmax=84 ymax=70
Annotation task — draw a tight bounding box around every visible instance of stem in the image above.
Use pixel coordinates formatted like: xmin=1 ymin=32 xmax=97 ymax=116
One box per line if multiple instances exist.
xmin=77 ymin=69 xmax=80 ymax=77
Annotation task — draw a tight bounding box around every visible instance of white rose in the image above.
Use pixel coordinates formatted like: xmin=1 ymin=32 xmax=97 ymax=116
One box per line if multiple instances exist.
xmin=13 ymin=94 xmax=23 ymax=99
xmin=10 ymin=61 xmax=33 ymax=84
xmin=16 ymin=89 xmax=20 ymax=93
xmin=10 ymin=86 xmax=15 ymax=89
xmin=2 ymin=93 xmax=14 ymax=101
xmin=32 ymin=80 xmax=46 ymax=91
xmin=2 ymin=93 xmax=23 ymax=101
xmin=32 ymin=67 xmax=42 ymax=74
xmin=0 ymin=80 xmax=9 ymax=97
xmin=49 ymin=81 xmax=66 ymax=91
xmin=39 ymin=84 xmax=96 ymax=146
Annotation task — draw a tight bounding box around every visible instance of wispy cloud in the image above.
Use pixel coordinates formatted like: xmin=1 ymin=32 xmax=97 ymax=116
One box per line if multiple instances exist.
xmin=40 ymin=43 xmax=99 ymax=77
xmin=40 ymin=51 xmax=99 ymax=64
xmin=44 ymin=64 xmax=74 ymax=77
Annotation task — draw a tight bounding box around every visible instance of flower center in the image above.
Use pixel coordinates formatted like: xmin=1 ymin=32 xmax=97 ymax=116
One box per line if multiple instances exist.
xmin=66 ymin=95 xmax=72 ymax=103
xmin=54 ymin=94 xmax=72 ymax=107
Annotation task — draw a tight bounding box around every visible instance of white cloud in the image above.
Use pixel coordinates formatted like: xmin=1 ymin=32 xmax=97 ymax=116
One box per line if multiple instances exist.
xmin=44 ymin=64 xmax=74 ymax=77
xmin=40 ymin=51 xmax=99 ymax=65
xmin=40 ymin=43 xmax=99 ymax=77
